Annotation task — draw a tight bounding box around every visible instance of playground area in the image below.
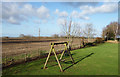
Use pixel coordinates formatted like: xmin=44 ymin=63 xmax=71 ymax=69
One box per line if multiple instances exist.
xmin=1 ymin=1 xmax=119 ymax=76
xmin=2 ymin=43 xmax=118 ymax=75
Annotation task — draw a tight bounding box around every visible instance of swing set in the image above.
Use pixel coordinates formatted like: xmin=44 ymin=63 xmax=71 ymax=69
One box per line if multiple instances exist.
xmin=43 ymin=41 xmax=75 ymax=72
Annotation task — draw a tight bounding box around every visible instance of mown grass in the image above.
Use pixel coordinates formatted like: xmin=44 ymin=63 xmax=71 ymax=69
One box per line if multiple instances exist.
xmin=2 ymin=43 xmax=118 ymax=75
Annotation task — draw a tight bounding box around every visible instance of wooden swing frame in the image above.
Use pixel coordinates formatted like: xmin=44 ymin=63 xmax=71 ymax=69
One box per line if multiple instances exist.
xmin=43 ymin=41 xmax=75 ymax=72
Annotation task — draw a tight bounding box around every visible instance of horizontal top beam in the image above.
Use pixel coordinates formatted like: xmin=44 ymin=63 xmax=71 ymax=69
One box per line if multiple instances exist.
xmin=51 ymin=42 xmax=68 ymax=45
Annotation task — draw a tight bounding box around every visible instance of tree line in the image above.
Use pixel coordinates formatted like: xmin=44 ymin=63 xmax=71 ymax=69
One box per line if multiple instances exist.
xmin=102 ymin=22 xmax=119 ymax=41
xmin=53 ymin=19 xmax=119 ymax=42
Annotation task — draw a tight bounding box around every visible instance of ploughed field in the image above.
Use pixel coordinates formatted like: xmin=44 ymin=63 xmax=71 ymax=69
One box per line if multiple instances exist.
xmin=2 ymin=37 xmax=94 ymax=57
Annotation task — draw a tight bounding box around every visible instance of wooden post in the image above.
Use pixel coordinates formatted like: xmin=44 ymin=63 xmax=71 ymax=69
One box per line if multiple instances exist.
xmin=52 ymin=48 xmax=63 ymax=72
xmin=67 ymin=42 xmax=75 ymax=64
xmin=59 ymin=43 xmax=67 ymax=60
xmin=68 ymin=50 xmax=75 ymax=64
xmin=43 ymin=44 xmax=53 ymax=69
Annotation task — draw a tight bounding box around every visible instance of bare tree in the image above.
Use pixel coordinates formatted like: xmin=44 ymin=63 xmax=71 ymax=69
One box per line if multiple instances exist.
xmin=61 ymin=19 xmax=68 ymax=37
xmin=70 ymin=22 xmax=81 ymax=46
xmin=75 ymin=25 xmax=83 ymax=47
xmin=102 ymin=27 xmax=107 ymax=40
xmin=102 ymin=22 xmax=118 ymax=41
xmin=61 ymin=18 xmax=72 ymax=41
xmin=83 ymin=23 xmax=96 ymax=42
xmin=102 ymin=26 xmax=109 ymax=41
xmin=112 ymin=22 xmax=118 ymax=40
xmin=60 ymin=18 xmax=80 ymax=47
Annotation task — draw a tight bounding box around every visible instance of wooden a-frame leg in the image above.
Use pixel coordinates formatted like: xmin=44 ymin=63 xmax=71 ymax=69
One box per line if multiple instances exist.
xmin=59 ymin=49 xmax=66 ymax=60
xmin=68 ymin=50 xmax=75 ymax=64
xmin=43 ymin=48 xmax=52 ymax=69
xmin=67 ymin=43 xmax=75 ymax=64
xmin=59 ymin=44 xmax=67 ymax=60
xmin=52 ymin=48 xmax=63 ymax=72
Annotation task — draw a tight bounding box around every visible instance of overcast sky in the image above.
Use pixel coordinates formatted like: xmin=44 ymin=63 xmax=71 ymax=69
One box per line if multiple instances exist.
xmin=2 ymin=2 xmax=118 ymax=37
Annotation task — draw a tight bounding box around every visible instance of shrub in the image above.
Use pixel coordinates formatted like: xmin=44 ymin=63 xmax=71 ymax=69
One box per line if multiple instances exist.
xmin=95 ymin=37 xmax=104 ymax=43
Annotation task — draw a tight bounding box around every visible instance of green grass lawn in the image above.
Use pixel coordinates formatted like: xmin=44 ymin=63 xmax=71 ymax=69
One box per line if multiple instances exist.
xmin=2 ymin=43 xmax=118 ymax=75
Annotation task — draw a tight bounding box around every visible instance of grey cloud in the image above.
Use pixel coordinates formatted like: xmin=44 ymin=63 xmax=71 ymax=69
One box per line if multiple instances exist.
xmin=2 ymin=2 xmax=50 ymax=25
xmin=61 ymin=2 xmax=98 ymax=8
xmin=2 ymin=3 xmax=29 ymax=25
xmin=71 ymin=2 xmax=117 ymax=20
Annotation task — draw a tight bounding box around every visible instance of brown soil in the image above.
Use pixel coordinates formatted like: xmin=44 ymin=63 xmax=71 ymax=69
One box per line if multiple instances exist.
xmin=2 ymin=37 xmax=95 ymax=57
